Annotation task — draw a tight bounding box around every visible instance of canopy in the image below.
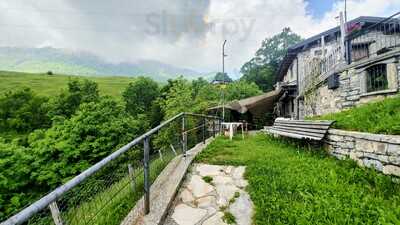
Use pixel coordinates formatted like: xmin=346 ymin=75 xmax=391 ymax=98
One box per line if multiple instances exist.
xmin=208 ymin=90 xmax=280 ymax=115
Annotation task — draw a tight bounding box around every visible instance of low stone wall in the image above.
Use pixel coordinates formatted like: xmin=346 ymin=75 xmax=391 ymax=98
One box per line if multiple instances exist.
xmin=325 ymin=129 xmax=400 ymax=177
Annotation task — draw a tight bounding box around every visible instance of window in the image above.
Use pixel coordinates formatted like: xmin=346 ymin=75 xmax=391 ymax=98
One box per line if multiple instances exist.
xmin=351 ymin=42 xmax=370 ymax=61
xmin=366 ymin=64 xmax=388 ymax=92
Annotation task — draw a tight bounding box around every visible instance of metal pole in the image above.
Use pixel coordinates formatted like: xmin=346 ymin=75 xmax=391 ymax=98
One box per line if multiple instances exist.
xmin=222 ymin=40 xmax=227 ymax=122
xmin=143 ymin=136 xmax=150 ymax=214
xmin=344 ymin=0 xmax=347 ymax=25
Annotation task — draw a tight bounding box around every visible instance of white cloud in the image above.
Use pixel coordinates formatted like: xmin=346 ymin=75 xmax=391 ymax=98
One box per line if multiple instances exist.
xmin=0 ymin=0 xmax=399 ymax=77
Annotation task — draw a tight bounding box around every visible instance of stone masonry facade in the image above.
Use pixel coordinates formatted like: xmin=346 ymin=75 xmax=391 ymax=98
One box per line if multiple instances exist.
xmin=302 ymin=54 xmax=400 ymax=118
xmin=325 ymin=129 xmax=400 ymax=177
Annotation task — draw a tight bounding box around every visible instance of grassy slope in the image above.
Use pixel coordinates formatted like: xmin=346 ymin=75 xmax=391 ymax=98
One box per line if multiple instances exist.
xmin=310 ymin=95 xmax=400 ymax=135
xmin=0 ymin=71 xmax=137 ymax=98
xmin=196 ymin=134 xmax=400 ymax=225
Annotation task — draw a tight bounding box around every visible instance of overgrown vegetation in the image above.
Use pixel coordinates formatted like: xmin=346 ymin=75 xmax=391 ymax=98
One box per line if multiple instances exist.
xmin=196 ymin=134 xmax=400 ymax=225
xmin=309 ymin=95 xmax=400 ymax=135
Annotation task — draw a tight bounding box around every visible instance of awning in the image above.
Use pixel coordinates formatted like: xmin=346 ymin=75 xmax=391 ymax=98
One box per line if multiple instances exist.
xmin=208 ymin=90 xmax=280 ymax=115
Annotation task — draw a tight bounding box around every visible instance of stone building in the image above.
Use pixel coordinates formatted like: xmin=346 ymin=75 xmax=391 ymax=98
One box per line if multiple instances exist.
xmin=275 ymin=15 xmax=400 ymax=119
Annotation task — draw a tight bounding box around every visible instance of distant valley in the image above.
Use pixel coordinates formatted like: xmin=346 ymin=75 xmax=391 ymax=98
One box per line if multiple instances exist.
xmin=0 ymin=47 xmax=214 ymax=81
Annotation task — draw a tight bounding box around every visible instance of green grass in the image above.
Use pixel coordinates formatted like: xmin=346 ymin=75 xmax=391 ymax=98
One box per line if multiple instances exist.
xmin=222 ymin=211 xmax=236 ymax=224
xmin=202 ymin=176 xmax=213 ymax=184
xmin=196 ymin=134 xmax=400 ymax=225
xmin=0 ymin=71 xmax=137 ymax=98
xmin=309 ymin=95 xmax=400 ymax=135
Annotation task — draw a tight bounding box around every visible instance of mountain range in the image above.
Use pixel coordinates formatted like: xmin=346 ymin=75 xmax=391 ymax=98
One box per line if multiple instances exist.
xmin=0 ymin=47 xmax=214 ymax=81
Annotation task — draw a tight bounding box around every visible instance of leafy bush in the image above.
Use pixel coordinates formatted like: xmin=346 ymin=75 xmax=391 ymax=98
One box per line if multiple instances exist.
xmin=0 ymin=139 xmax=37 ymax=220
xmin=122 ymin=77 xmax=159 ymax=117
xmin=48 ymin=79 xmax=100 ymax=120
xmin=0 ymin=88 xmax=50 ymax=134
xmin=29 ymin=97 xmax=144 ymax=188
xmin=309 ymin=96 xmax=400 ymax=135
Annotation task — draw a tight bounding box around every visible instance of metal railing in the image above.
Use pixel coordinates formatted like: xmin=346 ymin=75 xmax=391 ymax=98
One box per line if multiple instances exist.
xmin=346 ymin=12 xmax=400 ymax=64
xmin=1 ymin=112 xmax=221 ymax=225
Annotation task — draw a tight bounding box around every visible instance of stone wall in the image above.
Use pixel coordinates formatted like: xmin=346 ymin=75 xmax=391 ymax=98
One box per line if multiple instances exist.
xmin=302 ymin=56 xmax=400 ymax=118
xmin=325 ymin=129 xmax=400 ymax=177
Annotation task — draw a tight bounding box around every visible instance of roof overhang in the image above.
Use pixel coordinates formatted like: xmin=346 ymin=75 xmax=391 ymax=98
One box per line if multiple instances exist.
xmin=208 ymin=90 xmax=281 ymax=115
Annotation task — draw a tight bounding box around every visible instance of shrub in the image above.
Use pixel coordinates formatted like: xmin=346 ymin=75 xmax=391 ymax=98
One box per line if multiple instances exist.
xmin=0 ymin=88 xmax=50 ymax=133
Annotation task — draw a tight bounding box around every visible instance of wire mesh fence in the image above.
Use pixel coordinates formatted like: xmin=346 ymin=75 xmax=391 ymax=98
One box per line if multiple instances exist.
xmin=1 ymin=113 xmax=221 ymax=225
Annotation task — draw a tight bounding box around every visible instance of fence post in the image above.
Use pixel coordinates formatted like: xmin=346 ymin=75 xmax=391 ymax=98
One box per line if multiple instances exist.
xmin=48 ymin=202 xmax=63 ymax=225
xmin=212 ymin=120 xmax=216 ymax=138
xmin=143 ymin=136 xmax=150 ymax=214
xmin=202 ymin=118 xmax=206 ymax=144
xmin=182 ymin=114 xmax=187 ymax=156
xmin=128 ymin=164 xmax=135 ymax=191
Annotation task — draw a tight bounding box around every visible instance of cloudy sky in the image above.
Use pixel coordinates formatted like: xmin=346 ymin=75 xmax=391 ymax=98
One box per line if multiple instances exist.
xmin=0 ymin=0 xmax=399 ymax=77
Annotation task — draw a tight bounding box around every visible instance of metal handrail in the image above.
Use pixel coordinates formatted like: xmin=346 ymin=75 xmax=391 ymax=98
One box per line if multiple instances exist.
xmin=1 ymin=112 xmax=221 ymax=225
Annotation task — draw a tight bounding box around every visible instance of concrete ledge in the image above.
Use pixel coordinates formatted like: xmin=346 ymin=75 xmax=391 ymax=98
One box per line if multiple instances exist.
xmin=120 ymin=138 xmax=214 ymax=225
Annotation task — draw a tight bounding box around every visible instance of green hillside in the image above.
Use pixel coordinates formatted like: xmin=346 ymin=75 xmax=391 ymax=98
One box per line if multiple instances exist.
xmin=0 ymin=47 xmax=207 ymax=81
xmin=0 ymin=71 xmax=136 ymax=97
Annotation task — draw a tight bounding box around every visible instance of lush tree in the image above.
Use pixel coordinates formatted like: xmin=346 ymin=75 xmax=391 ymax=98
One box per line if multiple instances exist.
xmin=0 ymin=88 xmax=50 ymax=133
xmin=48 ymin=79 xmax=100 ymax=120
xmin=191 ymin=78 xmax=210 ymax=98
xmin=159 ymin=78 xmax=196 ymax=117
xmin=225 ymin=80 xmax=263 ymax=101
xmin=213 ymin=72 xmax=233 ymax=83
xmin=241 ymin=64 xmax=275 ymax=92
xmin=241 ymin=27 xmax=302 ymax=91
xmin=122 ymin=77 xmax=159 ymax=117
xmin=254 ymin=27 xmax=302 ymax=69
xmin=28 ymin=97 xmax=144 ymax=188
xmin=0 ymin=138 xmax=35 ymax=220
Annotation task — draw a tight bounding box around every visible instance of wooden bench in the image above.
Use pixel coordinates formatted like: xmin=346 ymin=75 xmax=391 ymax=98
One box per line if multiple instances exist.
xmin=267 ymin=118 xmax=335 ymax=141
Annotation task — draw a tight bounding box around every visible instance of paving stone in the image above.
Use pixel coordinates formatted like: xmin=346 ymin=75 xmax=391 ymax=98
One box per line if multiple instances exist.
xmin=171 ymin=204 xmax=207 ymax=225
xmin=196 ymin=196 xmax=216 ymax=208
xmin=179 ymin=189 xmax=194 ymax=204
xmin=234 ymin=179 xmax=249 ymax=188
xmin=202 ymin=212 xmax=228 ymax=225
xmin=224 ymin=166 xmax=234 ymax=175
xmin=229 ymin=192 xmax=253 ymax=225
xmin=165 ymin=164 xmax=253 ymax=225
xmin=213 ymin=175 xmax=234 ymax=185
xmin=216 ymin=184 xmax=240 ymax=206
xmin=187 ymin=175 xmax=214 ymax=198
xmin=232 ymin=166 xmax=246 ymax=179
xmin=196 ymin=164 xmax=224 ymax=176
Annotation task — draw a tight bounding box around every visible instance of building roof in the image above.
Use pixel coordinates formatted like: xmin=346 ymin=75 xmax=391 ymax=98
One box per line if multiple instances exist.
xmin=276 ymin=16 xmax=387 ymax=82
xmin=208 ymin=90 xmax=280 ymax=114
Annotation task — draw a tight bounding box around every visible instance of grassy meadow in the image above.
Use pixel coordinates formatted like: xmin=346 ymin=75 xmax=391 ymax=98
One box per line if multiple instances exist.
xmin=0 ymin=71 xmax=137 ymax=97
xmin=196 ymin=134 xmax=400 ymax=225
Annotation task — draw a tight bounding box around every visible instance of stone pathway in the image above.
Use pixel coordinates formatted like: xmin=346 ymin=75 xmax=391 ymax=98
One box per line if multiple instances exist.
xmin=164 ymin=164 xmax=253 ymax=225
